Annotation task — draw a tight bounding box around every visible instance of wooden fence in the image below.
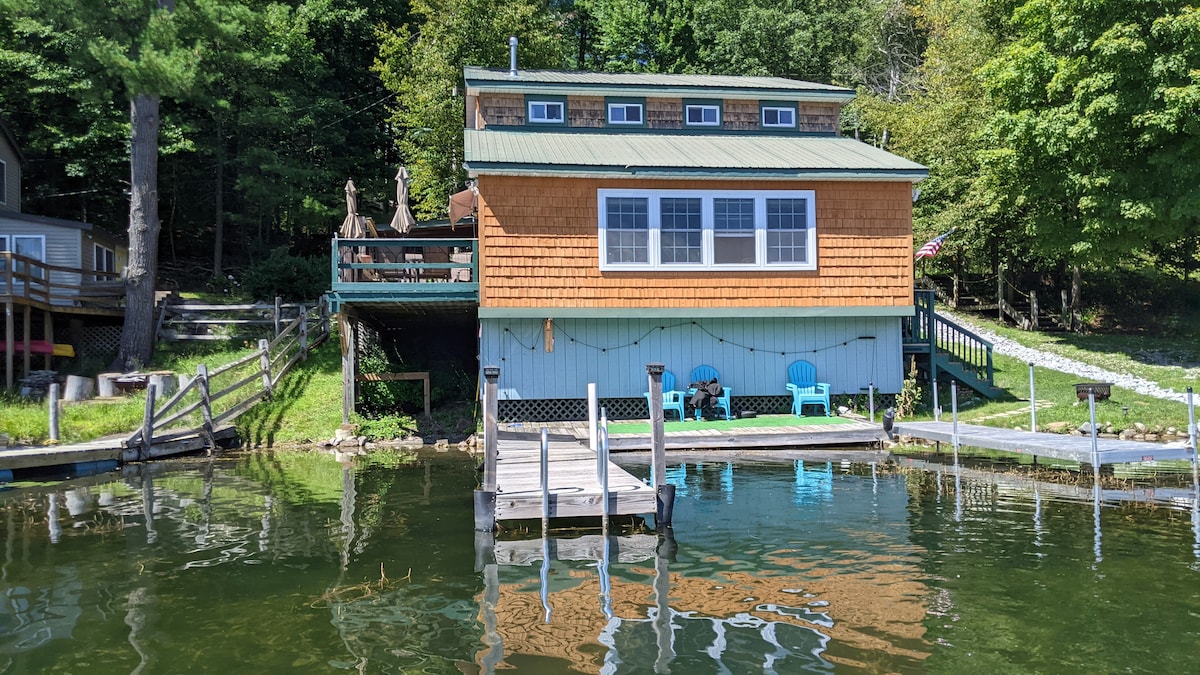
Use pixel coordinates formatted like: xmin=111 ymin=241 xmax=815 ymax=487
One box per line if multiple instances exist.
xmin=125 ymin=296 xmax=330 ymax=457
xmin=156 ymin=296 xmax=324 ymax=342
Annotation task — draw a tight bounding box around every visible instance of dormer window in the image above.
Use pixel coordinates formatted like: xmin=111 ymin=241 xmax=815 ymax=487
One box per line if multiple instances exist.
xmin=685 ymin=104 xmax=720 ymax=127
xmin=528 ymin=100 xmax=565 ymax=124
xmin=607 ymin=102 xmax=644 ymax=125
xmin=761 ymin=105 xmax=797 ymax=128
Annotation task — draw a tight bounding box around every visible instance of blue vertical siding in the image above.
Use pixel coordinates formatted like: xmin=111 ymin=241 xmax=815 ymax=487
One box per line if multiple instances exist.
xmin=480 ymin=315 xmax=902 ymax=399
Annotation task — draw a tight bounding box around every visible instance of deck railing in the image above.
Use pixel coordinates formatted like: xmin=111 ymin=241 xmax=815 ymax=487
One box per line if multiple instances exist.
xmin=329 ymin=237 xmax=478 ymax=304
xmin=903 ymin=289 xmax=995 ymax=385
xmin=1 ymin=251 xmax=124 ymax=310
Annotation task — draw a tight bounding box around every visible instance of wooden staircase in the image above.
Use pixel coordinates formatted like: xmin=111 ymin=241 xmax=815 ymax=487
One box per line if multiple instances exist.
xmin=902 ymin=290 xmax=1003 ymax=399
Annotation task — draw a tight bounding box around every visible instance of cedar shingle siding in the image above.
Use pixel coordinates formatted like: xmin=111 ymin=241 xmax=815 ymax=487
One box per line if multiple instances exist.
xmin=476 ymin=175 xmax=912 ymax=309
xmin=474 ymin=94 xmax=840 ymax=134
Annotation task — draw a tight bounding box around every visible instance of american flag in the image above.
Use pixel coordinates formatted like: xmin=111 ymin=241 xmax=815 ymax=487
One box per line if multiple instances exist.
xmin=914 ymin=229 xmax=955 ymax=259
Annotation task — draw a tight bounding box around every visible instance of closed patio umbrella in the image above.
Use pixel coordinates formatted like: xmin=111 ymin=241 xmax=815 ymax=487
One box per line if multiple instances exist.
xmin=339 ymin=179 xmax=366 ymax=281
xmin=390 ymin=167 xmax=417 ymax=235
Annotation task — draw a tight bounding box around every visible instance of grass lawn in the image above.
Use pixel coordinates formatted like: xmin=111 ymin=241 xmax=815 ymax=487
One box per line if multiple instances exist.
xmin=606 ymin=413 xmax=856 ymax=435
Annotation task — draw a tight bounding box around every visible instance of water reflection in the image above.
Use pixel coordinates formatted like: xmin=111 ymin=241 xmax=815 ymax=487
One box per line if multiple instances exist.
xmin=0 ymin=451 xmax=1196 ymax=672
xmin=475 ymin=461 xmax=930 ymax=672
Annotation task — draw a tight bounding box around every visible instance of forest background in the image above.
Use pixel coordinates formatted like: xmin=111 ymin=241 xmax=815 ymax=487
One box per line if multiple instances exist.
xmin=1 ymin=0 xmax=1198 ymax=348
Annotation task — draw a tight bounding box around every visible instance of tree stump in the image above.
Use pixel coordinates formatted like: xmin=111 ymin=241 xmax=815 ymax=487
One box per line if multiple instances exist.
xmin=64 ymin=375 xmax=95 ymax=402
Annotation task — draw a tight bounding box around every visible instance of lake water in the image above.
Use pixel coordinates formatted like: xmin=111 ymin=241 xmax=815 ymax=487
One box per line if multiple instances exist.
xmin=0 ymin=449 xmax=1197 ymax=673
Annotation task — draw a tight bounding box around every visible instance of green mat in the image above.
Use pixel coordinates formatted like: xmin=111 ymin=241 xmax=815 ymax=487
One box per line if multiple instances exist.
xmin=606 ymin=413 xmax=857 ymax=435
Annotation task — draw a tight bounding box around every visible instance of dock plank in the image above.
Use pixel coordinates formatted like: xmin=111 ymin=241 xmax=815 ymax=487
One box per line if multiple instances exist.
xmin=894 ymin=421 xmax=1196 ymax=465
xmin=492 ymin=438 xmax=658 ymax=522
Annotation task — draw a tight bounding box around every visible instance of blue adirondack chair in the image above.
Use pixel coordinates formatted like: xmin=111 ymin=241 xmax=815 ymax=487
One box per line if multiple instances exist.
xmin=688 ymin=364 xmax=732 ymax=420
xmin=644 ymin=369 xmax=687 ymax=421
xmin=786 ymin=360 xmax=831 ymax=417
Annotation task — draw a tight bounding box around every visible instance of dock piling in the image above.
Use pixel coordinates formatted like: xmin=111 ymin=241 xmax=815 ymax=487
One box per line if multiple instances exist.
xmin=647 ymin=363 xmax=674 ymax=529
xmin=48 ymin=383 xmax=60 ymax=443
xmin=540 ymin=428 xmax=549 ymax=536
xmin=588 ymin=383 xmax=598 ymax=451
xmin=598 ymin=414 xmax=610 ymax=535
xmin=1029 ymin=362 xmax=1037 ymax=432
xmin=1088 ymin=387 xmax=1099 ymax=478
xmin=868 ymin=382 xmax=875 ymax=423
xmin=474 ymin=365 xmax=500 ymax=532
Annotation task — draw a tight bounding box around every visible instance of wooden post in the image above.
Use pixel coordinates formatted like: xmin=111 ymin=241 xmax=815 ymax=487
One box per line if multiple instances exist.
xmin=1061 ymin=289 xmax=1070 ymax=329
xmin=5 ymin=301 xmax=14 ymax=390
xmin=646 ymin=363 xmax=665 ymax=488
xmin=42 ymin=310 xmax=53 ymax=370
xmin=647 ymin=362 xmax=674 ymax=528
xmin=48 ymin=382 xmax=60 ymax=443
xmin=197 ymin=364 xmax=217 ymax=451
xmin=273 ymin=296 xmax=282 ymax=337
xmin=1030 ymin=290 xmax=1039 ymax=330
xmin=997 ymin=265 xmax=1005 ymax=323
xmin=340 ymin=313 xmax=355 ymax=425
xmin=299 ymin=304 xmax=308 ymax=361
xmin=140 ymin=383 xmax=158 ymax=460
xmin=474 ymin=365 xmax=500 ymax=532
xmin=258 ymin=338 xmax=272 ymax=400
xmin=482 ymin=365 xmax=499 ymax=493
xmin=21 ymin=304 xmax=30 ymax=380
xmin=1071 ymin=265 xmax=1082 ymax=332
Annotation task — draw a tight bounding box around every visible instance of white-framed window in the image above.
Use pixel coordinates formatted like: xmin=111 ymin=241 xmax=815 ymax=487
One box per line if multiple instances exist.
xmin=528 ymin=100 xmax=564 ymax=123
xmin=94 ymin=243 xmax=116 ymax=281
xmin=685 ymin=104 xmax=720 ymax=126
xmin=762 ymin=106 xmax=797 ymax=128
xmin=0 ymin=234 xmax=46 ymax=277
xmin=598 ymin=189 xmax=816 ymax=271
xmin=607 ymin=103 xmax=643 ymax=125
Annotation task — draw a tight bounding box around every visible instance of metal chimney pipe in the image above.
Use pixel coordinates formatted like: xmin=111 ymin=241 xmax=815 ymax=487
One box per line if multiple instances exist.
xmin=509 ymin=36 xmax=518 ymax=77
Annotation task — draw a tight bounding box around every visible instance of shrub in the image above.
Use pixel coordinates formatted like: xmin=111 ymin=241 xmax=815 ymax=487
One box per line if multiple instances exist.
xmin=239 ymin=247 xmax=328 ymax=301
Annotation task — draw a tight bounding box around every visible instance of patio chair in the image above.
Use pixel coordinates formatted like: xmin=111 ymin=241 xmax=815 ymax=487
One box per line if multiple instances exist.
xmin=786 ymin=359 xmax=831 ymax=417
xmin=688 ymin=364 xmax=732 ymax=420
xmin=644 ymin=369 xmax=687 ymax=421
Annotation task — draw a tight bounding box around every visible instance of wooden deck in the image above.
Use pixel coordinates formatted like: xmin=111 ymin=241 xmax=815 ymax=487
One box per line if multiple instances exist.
xmin=894 ymin=420 xmax=1197 ymax=465
xmin=528 ymin=416 xmax=887 ymax=451
xmin=492 ymin=434 xmax=658 ymax=522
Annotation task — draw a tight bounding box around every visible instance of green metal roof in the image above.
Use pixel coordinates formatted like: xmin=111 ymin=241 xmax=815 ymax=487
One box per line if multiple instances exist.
xmin=463 ymin=67 xmax=855 ymax=102
xmin=464 ymin=130 xmax=928 ymax=181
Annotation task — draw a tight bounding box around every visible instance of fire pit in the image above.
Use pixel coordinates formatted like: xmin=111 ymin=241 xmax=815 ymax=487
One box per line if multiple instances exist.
xmin=1074 ymin=383 xmax=1112 ymax=401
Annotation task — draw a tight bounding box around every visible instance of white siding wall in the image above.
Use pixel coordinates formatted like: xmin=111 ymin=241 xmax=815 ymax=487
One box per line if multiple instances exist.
xmin=0 ymin=145 xmax=17 ymax=212
xmin=480 ymin=315 xmax=903 ymax=400
xmin=0 ymin=218 xmax=83 ymax=296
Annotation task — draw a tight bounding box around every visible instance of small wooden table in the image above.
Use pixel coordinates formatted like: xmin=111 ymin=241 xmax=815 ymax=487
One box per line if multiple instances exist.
xmin=356 ymin=371 xmax=431 ymax=416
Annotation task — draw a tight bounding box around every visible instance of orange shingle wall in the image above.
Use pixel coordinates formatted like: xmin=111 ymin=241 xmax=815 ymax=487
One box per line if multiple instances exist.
xmin=476 ymin=175 xmax=914 ymax=309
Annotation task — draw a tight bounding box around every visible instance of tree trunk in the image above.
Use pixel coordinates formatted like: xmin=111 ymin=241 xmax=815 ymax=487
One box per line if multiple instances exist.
xmin=116 ymin=93 xmax=161 ymax=371
xmin=1070 ymin=264 xmax=1082 ymax=332
xmin=213 ymin=118 xmax=224 ymax=278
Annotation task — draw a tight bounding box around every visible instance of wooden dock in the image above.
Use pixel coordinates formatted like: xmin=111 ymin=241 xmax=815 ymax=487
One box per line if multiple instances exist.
xmin=0 ymin=426 xmax=237 ymax=476
xmin=894 ymin=420 xmax=1197 ymax=465
xmin=492 ymin=434 xmax=658 ymax=521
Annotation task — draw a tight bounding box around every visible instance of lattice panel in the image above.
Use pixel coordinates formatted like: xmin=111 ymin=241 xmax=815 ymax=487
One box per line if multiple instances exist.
xmin=497 ymin=395 xmax=796 ymax=422
xmin=79 ymin=325 xmax=122 ymax=360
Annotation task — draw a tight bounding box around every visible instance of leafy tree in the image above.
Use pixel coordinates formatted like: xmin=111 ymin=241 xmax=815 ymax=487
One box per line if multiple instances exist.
xmin=978 ymin=0 xmax=1200 ymax=270
xmin=375 ymin=0 xmax=564 ymax=219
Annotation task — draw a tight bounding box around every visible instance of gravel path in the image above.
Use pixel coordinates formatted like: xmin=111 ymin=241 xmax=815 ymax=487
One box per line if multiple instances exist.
xmin=938 ymin=310 xmax=1193 ymax=404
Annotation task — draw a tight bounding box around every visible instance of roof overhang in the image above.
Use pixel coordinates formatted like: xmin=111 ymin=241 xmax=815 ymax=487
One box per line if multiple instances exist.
xmin=464 ymin=130 xmax=929 ymax=183
xmin=479 ymin=306 xmax=915 ymax=319
xmin=465 ymin=81 xmax=856 ymax=103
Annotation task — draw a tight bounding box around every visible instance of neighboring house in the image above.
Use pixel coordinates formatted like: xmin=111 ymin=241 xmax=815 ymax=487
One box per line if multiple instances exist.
xmin=1 ymin=115 xmax=127 ymax=389
xmin=462 ymin=67 xmax=928 ymax=418
xmin=0 ymin=115 xmax=127 ymax=294
xmin=0 ymin=115 xmax=23 ymax=213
